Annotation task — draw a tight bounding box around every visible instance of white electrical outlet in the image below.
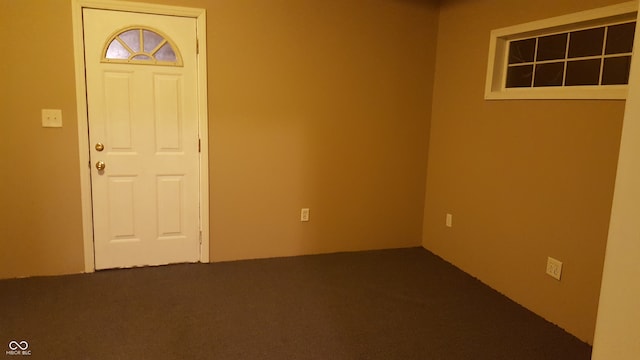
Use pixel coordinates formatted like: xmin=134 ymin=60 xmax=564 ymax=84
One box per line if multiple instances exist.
xmin=300 ymin=208 xmax=310 ymax=222
xmin=546 ymin=257 xmax=563 ymax=280
xmin=42 ymin=109 xmax=62 ymax=127
xmin=446 ymin=213 xmax=453 ymax=228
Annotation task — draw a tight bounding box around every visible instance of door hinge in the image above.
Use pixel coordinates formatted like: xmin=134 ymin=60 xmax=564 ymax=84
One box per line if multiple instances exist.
xmin=199 ymin=231 xmax=203 ymax=244
xmin=198 ymin=138 xmax=201 ymax=153
xmin=196 ymin=38 xmax=199 ymax=55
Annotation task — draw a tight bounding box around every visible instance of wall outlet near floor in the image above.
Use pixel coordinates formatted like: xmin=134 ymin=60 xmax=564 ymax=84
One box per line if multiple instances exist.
xmin=546 ymin=257 xmax=563 ymax=280
xmin=446 ymin=213 xmax=453 ymax=228
xmin=300 ymin=208 xmax=310 ymax=222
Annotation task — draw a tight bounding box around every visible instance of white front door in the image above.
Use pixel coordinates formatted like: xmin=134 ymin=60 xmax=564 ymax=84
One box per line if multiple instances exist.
xmin=83 ymin=8 xmax=201 ymax=270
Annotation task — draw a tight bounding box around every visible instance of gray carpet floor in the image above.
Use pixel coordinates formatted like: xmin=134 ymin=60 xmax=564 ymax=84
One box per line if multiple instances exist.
xmin=0 ymin=247 xmax=591 ymax=359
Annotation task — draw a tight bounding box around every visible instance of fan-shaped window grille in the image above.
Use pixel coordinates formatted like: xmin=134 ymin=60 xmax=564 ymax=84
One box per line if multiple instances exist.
xmin=103 ymin=26 xmax=182 ymax=66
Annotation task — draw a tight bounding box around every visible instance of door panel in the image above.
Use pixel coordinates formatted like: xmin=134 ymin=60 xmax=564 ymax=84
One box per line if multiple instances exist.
xmin=104 ymin=72 xmax=134 ymax=150
xmin=154 ymin=75 xmax=183 ymax=151
xmin=83 ymin=9 xmax=200 ymax=270
xmin=108 ymin=176 xmax=137 ymax=240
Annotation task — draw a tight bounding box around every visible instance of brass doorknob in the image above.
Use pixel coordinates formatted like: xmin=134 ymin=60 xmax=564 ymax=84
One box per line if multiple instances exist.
xmin=96 ymin=161 xmax=106 ymax=171
xmin=95 ymin=142 xmax=105 ymax=151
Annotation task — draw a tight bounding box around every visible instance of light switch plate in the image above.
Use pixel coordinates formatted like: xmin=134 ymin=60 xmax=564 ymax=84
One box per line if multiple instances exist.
xmin=42 ymin=109 xmax=62 ymax=127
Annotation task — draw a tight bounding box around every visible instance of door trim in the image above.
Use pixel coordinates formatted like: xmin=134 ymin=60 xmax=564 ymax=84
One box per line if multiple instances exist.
xmin=71 ymin=0 xmax=210 ymax=272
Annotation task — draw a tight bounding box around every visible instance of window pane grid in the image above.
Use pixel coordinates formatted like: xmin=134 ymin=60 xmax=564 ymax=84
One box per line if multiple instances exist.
xmin=103 ymin=26 xmax=182 ymax=66
xmin=510 ymin=19 xmax=635 ymax=45
xmin=509 ymin=53 xmax=632 ymax=67
xmin=561 ymin=32 xmax=570 ymax=86
xmin=531 ymin=37 xmax=539 ymax=86
xmin=598 ymin=27 xmax=609 ymax=86
xmin=505 ymin=21 xmax=634 ymax=89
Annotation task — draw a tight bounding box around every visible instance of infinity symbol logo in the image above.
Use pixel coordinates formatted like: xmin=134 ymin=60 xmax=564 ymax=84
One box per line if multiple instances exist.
xmin=8 ymin=341 xmax=29 ymax=351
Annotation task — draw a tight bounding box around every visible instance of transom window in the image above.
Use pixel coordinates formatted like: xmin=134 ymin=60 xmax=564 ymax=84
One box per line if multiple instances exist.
xmin=102 ymin=26 xmax=182 ymax=66
xmin=485 ymin=1 xmax=638 ymax=100
xmin=506 ymin=22 xmax=635 ymax=88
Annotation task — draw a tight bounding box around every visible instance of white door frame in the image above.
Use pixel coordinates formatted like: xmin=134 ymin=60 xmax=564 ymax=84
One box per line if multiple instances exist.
xmin=71 ymin=0 xmax=210 ymax=272
xmin=591 ymin=9 xmax=640 ymax=359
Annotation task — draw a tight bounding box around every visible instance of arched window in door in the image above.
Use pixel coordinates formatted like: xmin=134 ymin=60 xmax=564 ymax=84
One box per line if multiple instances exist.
xmin=102 ymin=26 xmax=183 ymax=66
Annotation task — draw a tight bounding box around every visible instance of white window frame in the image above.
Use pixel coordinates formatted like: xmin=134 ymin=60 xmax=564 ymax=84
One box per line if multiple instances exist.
xmin=485 ymin=1 xmax=638 ymax=100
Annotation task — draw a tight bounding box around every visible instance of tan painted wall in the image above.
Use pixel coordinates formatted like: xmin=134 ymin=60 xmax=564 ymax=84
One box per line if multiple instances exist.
xmin=0 ymin=0 xmax=439 ymax=278
xmin=0 ymin=1 xmax=86 ymax=278
xmin=189 ymin=0 xmax=439 ymax=261
xmin=424 ymin=0 xmax=628 ymax=344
